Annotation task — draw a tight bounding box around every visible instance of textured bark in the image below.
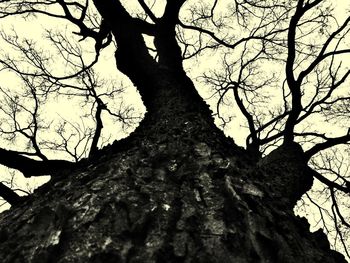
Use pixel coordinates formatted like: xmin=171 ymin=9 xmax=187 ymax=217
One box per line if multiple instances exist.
xmin=0 ymin=75 xmax=346 ymax=262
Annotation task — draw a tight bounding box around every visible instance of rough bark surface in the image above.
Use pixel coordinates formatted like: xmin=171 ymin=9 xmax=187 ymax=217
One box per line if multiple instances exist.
xmin=0 ymin=100 xmax=346 ymax=262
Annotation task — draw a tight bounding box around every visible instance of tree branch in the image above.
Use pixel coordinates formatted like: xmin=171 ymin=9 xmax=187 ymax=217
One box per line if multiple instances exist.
xmin=308 ymin=167 xmax=350 ymax=194
xmin=92 ymin=0 xmax=156 ymax=82
xmin=137 ymin=0 xmax=158 ymax=23
xmin=89 ymin=98 xmax=106 ymax=158
xmin=330 ymin=187 xmax=350 ymax=228
xmin=284 ymin=0 xmax=306 ymax=142
xmin=153 ymin=0 xmax=186 ymax=69
xmin=298 ymin=16 xmax=350 ymax=83
xmin=0 ymin=182 xmax=22 ymax=205
xmin=0 ymin=148 xmax=75 ymax=177
xmin=304 ymin=130 xmax=350 ymax=160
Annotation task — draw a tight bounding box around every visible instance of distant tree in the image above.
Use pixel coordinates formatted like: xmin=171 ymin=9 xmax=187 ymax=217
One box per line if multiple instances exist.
xmin=0 ymin=0 xmax=349 ymax=262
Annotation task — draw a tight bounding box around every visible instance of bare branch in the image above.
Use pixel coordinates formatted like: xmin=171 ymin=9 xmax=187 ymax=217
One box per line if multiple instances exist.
xmin=137 ymin=0 xmax=158 ymax=23
xmin=0 ymin=182 xmax=22 ymax=205
xmin=0 ymin=148 xmax=74 ymax=177
xmin=305 ymin=131 xmax=350 ymax=160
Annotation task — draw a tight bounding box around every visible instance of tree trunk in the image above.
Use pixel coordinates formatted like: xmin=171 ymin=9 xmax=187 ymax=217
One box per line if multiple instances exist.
xmin=0 ymin=68 xmax=346 ymax=263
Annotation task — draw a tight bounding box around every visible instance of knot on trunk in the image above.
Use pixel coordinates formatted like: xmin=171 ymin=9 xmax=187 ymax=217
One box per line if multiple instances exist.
xmin=259 ymin=142 xmax=313 ymax=208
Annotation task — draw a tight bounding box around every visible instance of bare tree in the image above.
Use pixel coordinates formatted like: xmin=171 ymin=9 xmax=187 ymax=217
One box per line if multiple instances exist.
xmin=0 ymin=0 xmax=348 ymax=262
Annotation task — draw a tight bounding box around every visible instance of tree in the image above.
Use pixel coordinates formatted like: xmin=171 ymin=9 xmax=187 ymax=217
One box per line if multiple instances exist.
xmin=0 ymin=0 xmax=349 ymax=262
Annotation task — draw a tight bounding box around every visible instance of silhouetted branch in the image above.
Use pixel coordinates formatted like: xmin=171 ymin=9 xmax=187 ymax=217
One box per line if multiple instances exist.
xmin=309 ymin=168 xmax=350 ymax=194
xmin=137 ymin=0 xmax=158 ymax=23
xmin=89 ymin=98 xmax=106 ymax=158
xmin=0 ymin=182 xmax=21 ymax=205
xmin=305 ymin=131 xmax=350 ymax=160
xmin=284 ymin=0 xmax=323 ymax=142
xmin=330 ymin=188 xmax=350 ymax=258
xmin=0 ymin=148 xmax=74 ymax=177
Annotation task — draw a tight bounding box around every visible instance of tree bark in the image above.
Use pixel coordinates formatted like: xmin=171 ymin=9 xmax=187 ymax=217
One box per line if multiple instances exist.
xmin=0 ymin=68 xmax=346 ymax=262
